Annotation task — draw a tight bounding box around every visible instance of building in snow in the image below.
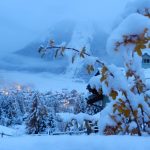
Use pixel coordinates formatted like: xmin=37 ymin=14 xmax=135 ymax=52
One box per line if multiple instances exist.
xmin=142 ymin=49 xmax=150 ymax=68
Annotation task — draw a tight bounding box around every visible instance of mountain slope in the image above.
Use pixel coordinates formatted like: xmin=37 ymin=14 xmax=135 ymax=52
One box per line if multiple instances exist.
xmin=0 ymin=20 xmax=109 ymax=80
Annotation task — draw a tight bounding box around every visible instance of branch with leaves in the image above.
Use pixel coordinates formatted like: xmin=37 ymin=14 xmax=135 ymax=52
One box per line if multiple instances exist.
xmin=38 ymin=34 xmax=150 ymax=136
xmin=38 ymin=18 xmax=150 ymax=136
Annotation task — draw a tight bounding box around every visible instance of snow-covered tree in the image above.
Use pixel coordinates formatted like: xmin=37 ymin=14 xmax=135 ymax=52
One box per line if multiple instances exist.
xmin=97 ymin=0 xmax=150 ymax=136
xmin=39 ymin=0 xmax=150 ymax=136
xmin=26 ymin=93 xmax=48 ymax=134
xmin=0 ymin=91 xmax=23 ymax=126
xmin=44 ymin=90 xmax=86 ymax=114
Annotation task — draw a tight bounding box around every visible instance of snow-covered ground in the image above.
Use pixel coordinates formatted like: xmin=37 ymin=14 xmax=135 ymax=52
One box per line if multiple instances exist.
xmin=0 ymin=125 xmax=17 ymax=136
xmin=0 ymin=135 xmax=150 ymax=150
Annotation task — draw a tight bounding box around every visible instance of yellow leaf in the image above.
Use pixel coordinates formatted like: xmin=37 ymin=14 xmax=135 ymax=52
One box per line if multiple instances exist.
xmin=126 ymin=70 xmax=133 ymax=78
xmin=101 ymin=66 xmax=108 ymax=75
xmin=133 ymin=110 xmax=138 ymax=118
xmin=119 ymin=98 xmax=123 ymax=103
xmin=137 ymin=85 xmax=143 ymax=93
xmin=80 ymin=47 xmax=86 ymax=58
xmin=100 ymin=75 xmax=107 ymax=82
xmin=60 ymin=47 xmax=65 ymax=56
xmin=135 ymin=45 xmax=142 ymax=56
xmin=118 ymin=106 xmax=123 ymax=113
xmin=124 ymin=109 xmax=130 ymax=117
xmin=109 ymin=90 xmax=118 ymax=100
xmin=86 ymin=65 xmax=94 ymax=74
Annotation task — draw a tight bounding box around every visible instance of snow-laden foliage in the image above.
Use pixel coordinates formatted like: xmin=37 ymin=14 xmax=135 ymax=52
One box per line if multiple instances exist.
xmin=107 ymin=13 xmax=150 ymax=66
xmin=40 ymin=0 xmax=150 ymax=136
xmin=122 ymin=0 xmax=150 ymax=19
xmin=98 ymin=2 xmax=150 ymax=136
xmin=25 ymin=93 xmax=49 ymax=134
xmin=56 ymin=112 xmax=99 ymax=134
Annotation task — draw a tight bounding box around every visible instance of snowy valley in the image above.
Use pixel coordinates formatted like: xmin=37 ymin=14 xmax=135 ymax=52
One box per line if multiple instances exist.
xmin=0 ymin=0 xmax=150 ymax=150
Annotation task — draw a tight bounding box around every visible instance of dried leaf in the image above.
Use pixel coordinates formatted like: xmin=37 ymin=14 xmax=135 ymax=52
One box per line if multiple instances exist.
xmin=126 ymin=70 xmax=133 ymax=78
xmin=101 ymin=66 xmax=108 ymax=75
xmin=137 ymin=85 xmax=143 ymax=93
xmin=135 ymin=44 xmax=142 ymax=56
xmin=124 ymin=109 xmax=130 ymax=117
xmin=80 ymin=47 xmax=86 ymax=58
xmin=119 ymin=98 xmax=123 ymax=103
xmin=109 ymin=90 xmax=118 ymax=100
xmin=60 ymin=47 xmax=65 ymax=56
xmin=117 ymin=106 xmax=124 ymax=113
xmin=87 ymin=64 xmax=94 ymax=74
xmin=100 ymin=75 xmax=107 ymax=82
xmin=133 ymin=110 xmax=138 ymax=118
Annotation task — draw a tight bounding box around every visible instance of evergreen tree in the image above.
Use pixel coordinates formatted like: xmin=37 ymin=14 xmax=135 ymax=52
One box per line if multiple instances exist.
xmin=47 ymin=112 xmax=56 ymax=134
xmin=26 ymin=93 xmax=48 ymax=134
xmin=0 ymin=92 xmax=22 ymax=126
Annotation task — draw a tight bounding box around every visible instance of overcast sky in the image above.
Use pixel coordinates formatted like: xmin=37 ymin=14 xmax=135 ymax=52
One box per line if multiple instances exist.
xmin=0 ymin=0 xmax=129 ymax=55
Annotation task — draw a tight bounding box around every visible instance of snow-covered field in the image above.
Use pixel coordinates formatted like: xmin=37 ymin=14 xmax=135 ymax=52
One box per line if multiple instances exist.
xmin=0 ymin=125 xmax=149 ymax=150
xmin=0 ymin=135 xmax=150 ymax=150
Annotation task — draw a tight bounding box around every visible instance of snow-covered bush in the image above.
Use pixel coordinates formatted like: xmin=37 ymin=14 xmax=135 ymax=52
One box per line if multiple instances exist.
xmin=98 ymin=0 xmax=150 ymax=136
xmin=56 ymin=113 xmax=99 ymax=134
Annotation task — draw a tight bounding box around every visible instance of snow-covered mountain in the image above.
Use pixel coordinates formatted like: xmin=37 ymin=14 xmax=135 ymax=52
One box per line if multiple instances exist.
xmin=0 ymin=20 xmax=109 ymax=80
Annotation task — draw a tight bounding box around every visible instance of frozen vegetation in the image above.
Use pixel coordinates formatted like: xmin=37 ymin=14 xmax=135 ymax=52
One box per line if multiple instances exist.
xmin=0 ymin=0 xmax=150 ymax=149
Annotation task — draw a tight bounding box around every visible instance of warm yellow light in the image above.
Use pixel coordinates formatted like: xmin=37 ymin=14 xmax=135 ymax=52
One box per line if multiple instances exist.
xmin=15 ymin=84 xmax=22 ymax=91
xmin=63 ymin=100 xmax=70 ymax=107
xmin=2 ymin=90 xmax=9 ymax=95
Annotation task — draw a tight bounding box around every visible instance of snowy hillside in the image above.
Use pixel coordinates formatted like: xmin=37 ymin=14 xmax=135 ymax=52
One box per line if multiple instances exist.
xmin=0 ymin=21 xmax=109 ymax=81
